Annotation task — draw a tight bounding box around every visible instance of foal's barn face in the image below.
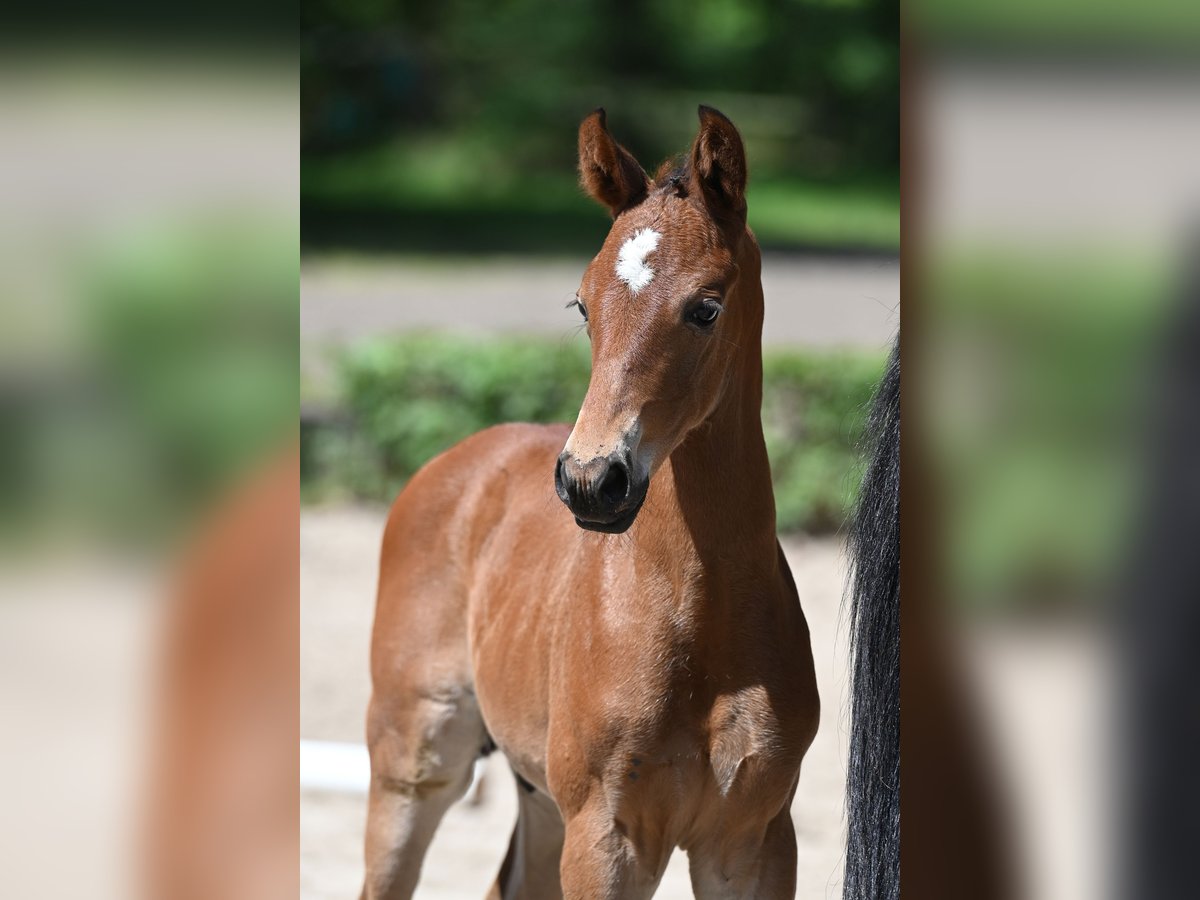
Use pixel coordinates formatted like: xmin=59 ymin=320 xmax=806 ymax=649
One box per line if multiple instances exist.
xmin=555 ymin=107 xmax=749 ymax=533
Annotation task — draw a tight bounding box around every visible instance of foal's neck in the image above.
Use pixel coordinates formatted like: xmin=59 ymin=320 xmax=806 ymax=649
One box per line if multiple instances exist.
xmin=664 ymin=237 xmax=778 ymax=574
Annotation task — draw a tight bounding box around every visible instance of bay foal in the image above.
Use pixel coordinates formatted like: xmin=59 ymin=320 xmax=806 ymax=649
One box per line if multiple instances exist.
xmin=363 ymin=107 xmax=819 ymax=899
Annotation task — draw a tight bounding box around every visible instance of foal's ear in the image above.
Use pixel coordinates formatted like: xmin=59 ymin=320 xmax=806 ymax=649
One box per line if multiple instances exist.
xmin=689 ymin=105 xmax=747 ymax=221
xmin=578 ymin=108 xmax=649 ymax=216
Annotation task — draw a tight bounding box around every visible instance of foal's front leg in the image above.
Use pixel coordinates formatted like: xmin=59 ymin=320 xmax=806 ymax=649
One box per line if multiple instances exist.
xmin=559 ymin=801 xmax=669 ymax=900
xmin=687 ymin=806 xmax=798 ymax=900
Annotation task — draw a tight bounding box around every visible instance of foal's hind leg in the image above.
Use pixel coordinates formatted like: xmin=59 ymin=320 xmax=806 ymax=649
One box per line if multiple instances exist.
xmin=488 ymin=783 xmax=565 ymax=900
xmin=361 ymin=684 xmax=488 ymax=900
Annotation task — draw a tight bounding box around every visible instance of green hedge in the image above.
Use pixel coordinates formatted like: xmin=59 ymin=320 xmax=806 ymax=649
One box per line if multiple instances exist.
xmin=305 ymin=335 xmax=885 ymax=535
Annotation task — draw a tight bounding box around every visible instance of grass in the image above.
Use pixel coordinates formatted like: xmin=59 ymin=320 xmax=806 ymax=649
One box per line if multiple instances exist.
xmin=302 ymin=141 xmax=899 ymax=256
xmin=922 ymin=246 xmax=1173 ymax=610
xmin=917 ymin=0 xmax=1200 ymax=51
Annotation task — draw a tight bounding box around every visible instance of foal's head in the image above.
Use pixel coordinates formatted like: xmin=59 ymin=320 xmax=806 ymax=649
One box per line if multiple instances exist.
xmin=554 ymin=106 xmax=757 ymax=533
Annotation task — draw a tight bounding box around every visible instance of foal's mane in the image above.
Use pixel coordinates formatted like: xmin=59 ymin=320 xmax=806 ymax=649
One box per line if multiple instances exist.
xmin=652 ymin=159 xmax=692 ymax=198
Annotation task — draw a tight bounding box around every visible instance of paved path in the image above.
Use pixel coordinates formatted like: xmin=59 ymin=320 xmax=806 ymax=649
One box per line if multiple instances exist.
xmin=300 ymin=506 xmax=854 ymax=900
xmin=301 ymin=254 xmax=899 ymax=359
xmin=925 ymin=61 xmax=1200 ymax=247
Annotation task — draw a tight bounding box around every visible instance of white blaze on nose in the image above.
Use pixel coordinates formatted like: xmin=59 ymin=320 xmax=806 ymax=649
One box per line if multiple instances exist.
xmin=615 ymin=228 xmax=661 ymax=294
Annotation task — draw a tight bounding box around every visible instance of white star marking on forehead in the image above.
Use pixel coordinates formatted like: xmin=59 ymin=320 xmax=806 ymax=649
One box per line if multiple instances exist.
xmin=615 ymin=228 xmax=661 ymax=294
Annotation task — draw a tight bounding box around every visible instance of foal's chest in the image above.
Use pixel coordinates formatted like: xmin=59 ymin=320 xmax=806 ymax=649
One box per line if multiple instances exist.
xmin=546 ymin=637 xmax=817 ymax=831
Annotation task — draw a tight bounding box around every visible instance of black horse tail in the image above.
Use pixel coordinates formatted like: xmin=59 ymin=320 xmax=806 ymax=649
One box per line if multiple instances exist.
xmin=843 ymin=335 xmax=900 ymax=900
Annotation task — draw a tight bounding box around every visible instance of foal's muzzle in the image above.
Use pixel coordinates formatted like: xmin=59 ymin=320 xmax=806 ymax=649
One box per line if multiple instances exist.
xmin=554 ymin=449 xmax=648 ymax=533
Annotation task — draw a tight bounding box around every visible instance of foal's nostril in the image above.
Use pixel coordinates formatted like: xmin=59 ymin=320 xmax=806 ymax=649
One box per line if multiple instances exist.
xmin=554 ymin=455 xmax=569 ymax=503
xmin=597 ymin=459 xmax=630 ymax=506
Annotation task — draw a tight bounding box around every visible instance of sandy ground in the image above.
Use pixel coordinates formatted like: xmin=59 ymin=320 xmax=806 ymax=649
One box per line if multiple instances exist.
xmin=301 ymin=504 xmax=1108 ymax=900
xmin=301 ymin=506 xmax=855 ymax=900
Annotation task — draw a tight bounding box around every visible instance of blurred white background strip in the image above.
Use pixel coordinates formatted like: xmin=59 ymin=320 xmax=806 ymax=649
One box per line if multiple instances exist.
xmin=301 ymin=740 xmax=371 ymax=794
xmin=300 ymin=740 xmax=486 ymax=800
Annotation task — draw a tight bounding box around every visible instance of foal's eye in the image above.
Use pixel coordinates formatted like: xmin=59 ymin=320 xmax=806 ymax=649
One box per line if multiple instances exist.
xmin=687 ymin=299 xmax=722 ymax=329
xmin=568 ymin=297 xmax=588 ymax=322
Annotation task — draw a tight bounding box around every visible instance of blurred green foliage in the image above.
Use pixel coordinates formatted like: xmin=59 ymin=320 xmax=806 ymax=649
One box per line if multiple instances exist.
xmin=89 ymin=219 xmax=298 ymax=501
xmin=915 ymin=0 xmax=1200 ymax=52
xmin=302 ymin=0 xmax=898 ymax=253
xmin=303 ymin=335 xmax=885 ymax=534
xmin=1 ymin=216 xmax=298 ymax=547
xmin=925 ymin=248 xmax=1169 ymax=610
xmin=761 ymin=350 xmax=885 ymax=532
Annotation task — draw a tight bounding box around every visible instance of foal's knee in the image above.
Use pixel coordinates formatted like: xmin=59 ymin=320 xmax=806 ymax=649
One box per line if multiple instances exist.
xmin=366 ymin=686 xmax=484 ymax=797
xmin=361 ymin=689 xmax=486 ymax=900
